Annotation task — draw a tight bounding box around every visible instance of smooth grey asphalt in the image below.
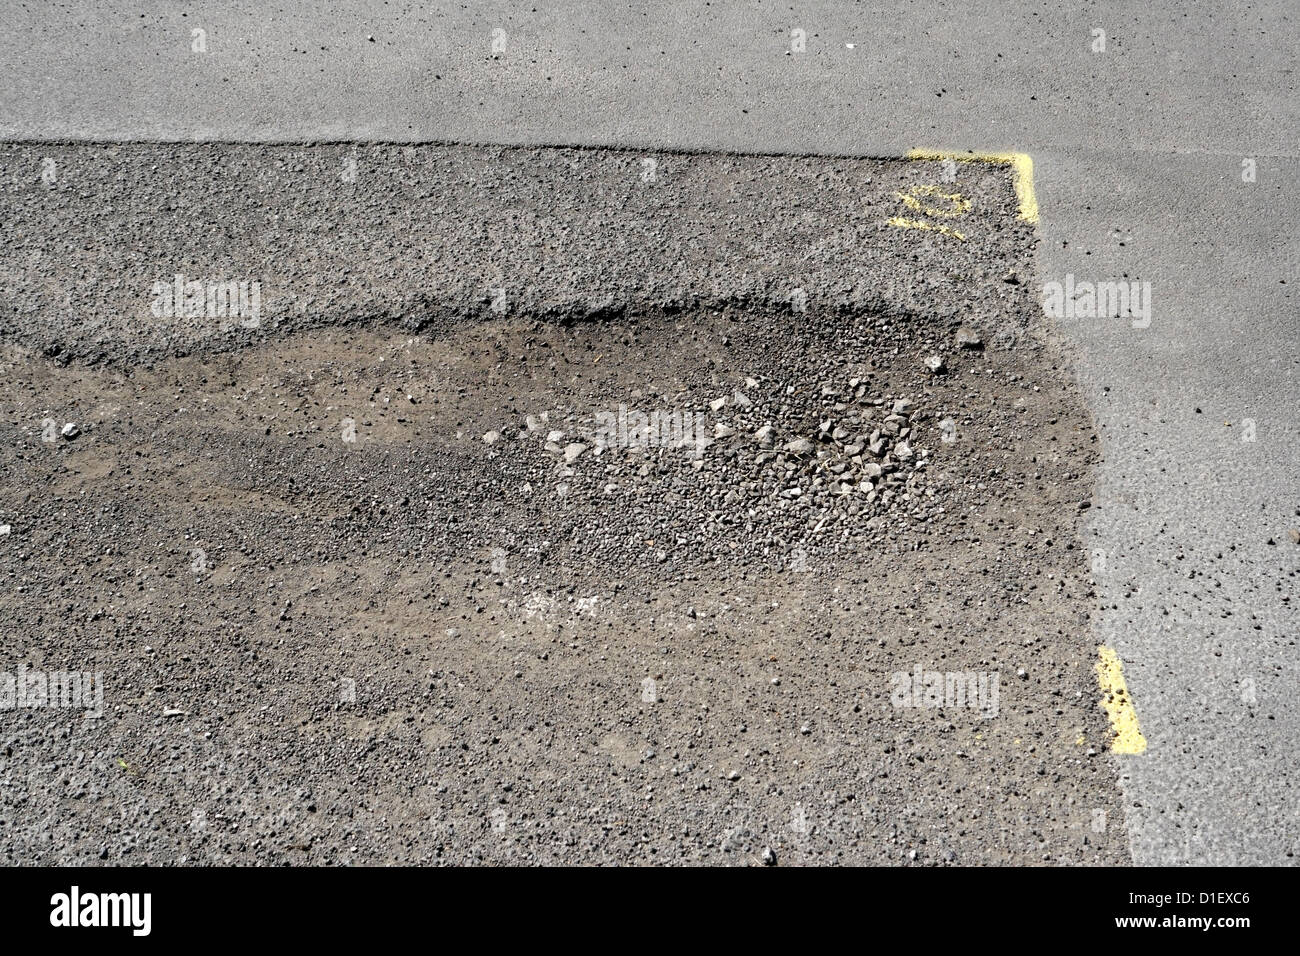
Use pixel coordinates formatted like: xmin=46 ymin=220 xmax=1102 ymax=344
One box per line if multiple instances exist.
xmin=2 ymin=1 xmax=1296 ymax=864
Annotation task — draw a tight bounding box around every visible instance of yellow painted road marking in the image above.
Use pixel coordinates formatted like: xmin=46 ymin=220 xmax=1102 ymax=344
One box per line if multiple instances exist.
xmin=895 ymin=184 xmax=973 ymax=219
xmin=885 ymin=215 xmax=966 ymax=241
xmin=1096 ymin=645 xmax=1147 ymax=754
xmin=904 ymin=148 xmax=1039 ymax=225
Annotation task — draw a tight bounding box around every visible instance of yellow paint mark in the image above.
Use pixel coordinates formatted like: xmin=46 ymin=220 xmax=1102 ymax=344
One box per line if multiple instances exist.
xmin=895 ymin=184 xmax=972 ymax=219
xmin=1096 ymin=646 xmax=1147 ymax=755
xmin=905 ymin=148 xmax=1039 ymax=225
xmin=886 ymin=215 xmax=966 ymax=241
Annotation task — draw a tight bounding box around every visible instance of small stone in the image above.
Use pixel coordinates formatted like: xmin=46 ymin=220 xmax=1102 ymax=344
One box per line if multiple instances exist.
xmin=754 ymin=424 xmax=774 ymax=443
xmin=709 ymin=397 xmax=728 ymax=412
xmin=61 ymin=422 xmax=80 ymax=438
xmin=894 ymin=441 xmax=914 ymax=461
xmin=546 ymin=429 xmax=565 ymax=444
xmin=563 ymin=442 xmax=588 ymax=462
xmin=956 ymin=327 xmax=983 ymax=350
xmin=727 ymin=769 xmax=741 ymax=781
xmin=925 ymin=355 xmax=945 ymax=373
xmin=799 ymin=723 xmax=811 ymax=735
xmin=482 ymin=430 xmax=501 ymax=444
xmin=892 ymin=398 xmax=912 ymax=416
xmin=1288 ymin=528 xmax=1300 ymax=545
xmin=714 ymin=423 xmax=735 ymax=439
xmin=761 ymin=846 xmax=777 ymax=865
xmin=784 ymin=437 xmax=814 ymax=456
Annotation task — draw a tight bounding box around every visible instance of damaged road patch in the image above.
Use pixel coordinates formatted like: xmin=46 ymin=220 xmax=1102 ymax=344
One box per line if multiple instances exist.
xmin=0 ymin=144 xmax=1126 ymax=864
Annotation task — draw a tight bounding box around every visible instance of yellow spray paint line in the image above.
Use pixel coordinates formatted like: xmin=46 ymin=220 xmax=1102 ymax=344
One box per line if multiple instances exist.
xmin=1096 ymin=645 xmax=1147 ymax=755
xmin=894 ymin=184 xmax=973 ymax=218
xmin=904 ymin=148 xmax=1039 ymax=225
xmin=885 ymin=215 xmax=965 ymax=241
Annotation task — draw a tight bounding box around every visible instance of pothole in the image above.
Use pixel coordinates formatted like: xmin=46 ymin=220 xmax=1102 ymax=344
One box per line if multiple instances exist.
xmin=0 ymin=144 xmax=1127 ymax=866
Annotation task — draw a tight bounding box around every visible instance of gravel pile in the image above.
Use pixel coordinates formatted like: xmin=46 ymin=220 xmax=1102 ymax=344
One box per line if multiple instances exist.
xmin=516 ymin=374 xmax=932 ymax=566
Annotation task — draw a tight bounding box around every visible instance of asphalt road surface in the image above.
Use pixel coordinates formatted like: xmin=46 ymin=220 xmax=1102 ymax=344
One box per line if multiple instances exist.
xmin=1 ymin=2 xmax=1296 ymax=865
